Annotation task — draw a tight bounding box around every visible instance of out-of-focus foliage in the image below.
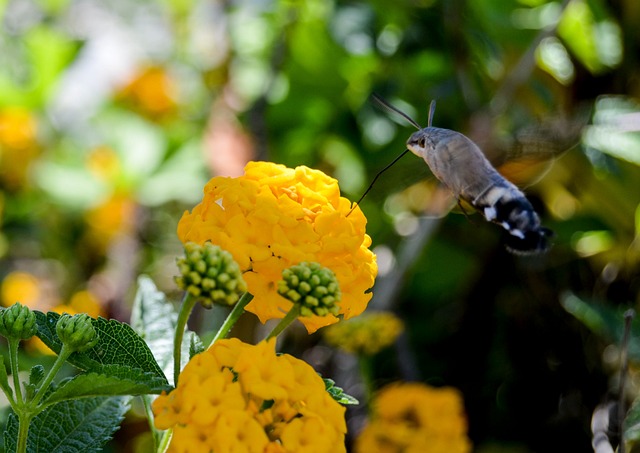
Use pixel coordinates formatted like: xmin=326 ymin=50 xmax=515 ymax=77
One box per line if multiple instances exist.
xmin=1 ymin=0 xmax=639 ymax=451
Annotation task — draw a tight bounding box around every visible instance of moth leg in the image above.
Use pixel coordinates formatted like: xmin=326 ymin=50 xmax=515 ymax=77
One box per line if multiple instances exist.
xmin=457 ymin=199 xmax=475 ymax=224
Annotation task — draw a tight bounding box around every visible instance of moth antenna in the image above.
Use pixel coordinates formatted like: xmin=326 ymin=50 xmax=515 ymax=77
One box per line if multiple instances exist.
xmin=347 ymin=149 xmax=411 ymax=217
xmin=371 ymin=93 xmax=422 ymax=130
xmin=428 ymin=100 xmax=436 ymax=127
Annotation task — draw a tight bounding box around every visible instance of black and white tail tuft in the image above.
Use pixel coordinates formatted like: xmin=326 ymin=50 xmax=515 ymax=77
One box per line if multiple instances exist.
xmin=474 ymin=187 xmax=552 ymax=255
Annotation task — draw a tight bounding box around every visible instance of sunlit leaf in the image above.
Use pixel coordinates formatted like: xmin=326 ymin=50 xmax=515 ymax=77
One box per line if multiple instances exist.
xmin=0 ymin=26 xmax=77 ymax=107
xmin=130 ymin=276 xmax=199 ymax=386
xmin=558 ymin=0 xmax=622 ymax=73
xmin=136 ymin=140 xmax=208 ymax=206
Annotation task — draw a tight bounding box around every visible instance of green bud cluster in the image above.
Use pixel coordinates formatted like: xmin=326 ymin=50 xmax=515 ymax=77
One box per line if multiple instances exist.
xmin=277 ymin=262 xmax=341 ymax=317
xmin=175 ymin=242 xmax=247 ymax=308
xmin=0 ymin=303 xmax=37 ymax=340
xmin=56 ymin=313 xmax=99 ymax=353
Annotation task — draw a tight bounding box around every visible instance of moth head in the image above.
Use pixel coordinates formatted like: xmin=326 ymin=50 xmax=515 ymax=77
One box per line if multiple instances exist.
xmin=406 ymin=129 xmax=434 ymax=157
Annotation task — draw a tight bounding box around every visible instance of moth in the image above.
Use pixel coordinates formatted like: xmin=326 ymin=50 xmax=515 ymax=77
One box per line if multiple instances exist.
xmin=353 ymin=95 xmax=553 ymax=255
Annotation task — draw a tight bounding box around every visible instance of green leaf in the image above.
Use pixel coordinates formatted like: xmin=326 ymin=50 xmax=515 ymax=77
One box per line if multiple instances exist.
xmin=98 ymin=110 xmax=167 ymax=180
xmin=29 ymin=365 xmax=45 ymax=388
xmin=0 ymin=26 xmax=77 ymax=107
xmin=561 ymin=293 xmax=640 ymax=359
xmin=625 ymin=398 xmax=640 ymax=443
xmin=34 ymin=311 xmax=169 ymax=386
xmin=558 ymin=1 xmax=621 ymax=73
xmin=137 ymin=139 xmax=208 ymax=206
xmin=33 ymin=162 xmax=106 ymax=209
xmin=323 ymin=377 xmax=359 ymax=405
xmin=130 ymin=276 xmax=200 ymax=386
xmin=0 ymin=355 xmax=13 ymax=400
xmin=190 ymin=333 xmax=205 ymax=359
xmin=42 ymin=365 xmax=170 ymax=407
xmin=25 ymin=365 xmax=45 ymax=400
xmin=4 ymin=396 xmax=130 ymax=453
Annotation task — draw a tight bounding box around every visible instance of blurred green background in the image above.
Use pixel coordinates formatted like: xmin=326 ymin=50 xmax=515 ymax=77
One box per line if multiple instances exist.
xmin=1 ymin=0 xmax=639 ymax=451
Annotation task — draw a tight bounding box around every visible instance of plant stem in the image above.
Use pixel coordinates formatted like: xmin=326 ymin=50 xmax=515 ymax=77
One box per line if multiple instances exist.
xmin=30 ymin=344 xmax=72 ymax=408
xmin=265 ymin=304 xmax=300 ymax=341
xmin=8 ymin=338 xmax=23 ymax=404
xmin=618 ymin=309 xmax=635 ymax=453
xmin=208 ymin=292 xmax=253 ymax=348
xmin=16 ymin=412 xmax=31 ymax=453
xmin=358 ymin=356 xmax=374 ymax=412
xmin=142 ymin=395 xmax=162 ymax=450
xmin=156 ymin=428 xmax=173 ymax=453
xmin=173 ymin=293 xmax=197 ymax=386
xmin=15 ymin=344 xmax=73 ymax=453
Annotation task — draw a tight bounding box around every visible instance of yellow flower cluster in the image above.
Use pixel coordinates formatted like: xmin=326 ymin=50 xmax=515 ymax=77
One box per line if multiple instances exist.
xmin=355 ymin=382 xmax=472 ymax=453
xmin=0 ymin=108 xmax=37 ymax=151
xmin=118 ymin=66 xmax=177 ymax=119
xmin=177 ymin=161 xmax=377 ymax=333
xmin=323 ymin=311 xmax=404 ymax=355
xmin=153 ymin=338 xmax=346 ymax=453
xmin=0 ymin=107 xmax=39 ymax=189
xmin=84 ymin=194 xmax=136 ymax=251
xmin=1 ymin=272 xmax=41 ymax=308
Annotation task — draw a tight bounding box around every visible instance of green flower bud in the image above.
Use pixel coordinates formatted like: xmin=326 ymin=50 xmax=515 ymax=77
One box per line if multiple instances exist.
xmin=0 ymin=303 xmax=37 ymax=340
xmin=277 ymin=262 xmax=341 ymax=317
xmin=56 ymin=313 xmax=99 ymax=353
xmin=175 ymin=242 xmax=247 ymax=308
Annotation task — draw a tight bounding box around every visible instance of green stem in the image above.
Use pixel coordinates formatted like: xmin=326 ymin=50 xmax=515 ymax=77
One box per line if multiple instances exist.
xmin=265 ymin=304 xmax=301 ymax=341
xmin=173 ymin=293 xmax=197 ymax=386
xmin=156 ymin=428 xmax=173 ymax=453
xmin=16 ymin=412 xmax=31 ymax=453
xmin=358 ymin=355 xmax=374 ymax=412
xmin=8 ymin=338 xmax=23 ymax=404
xmin=15 ymin=344 xmax=73 ymax=453
xmin=30 ymin=344 xmax=73 ymax=408
xmin=207 ymin=292 xmax=253 ymax=349
xmin=142 ymin=395 xmax=162 ymax=451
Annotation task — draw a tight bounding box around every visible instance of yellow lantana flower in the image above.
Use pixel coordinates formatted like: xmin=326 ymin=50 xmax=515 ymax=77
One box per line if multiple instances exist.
xmin=355 ymin=382 xmax=472 ymax=453
xmin=323 ymin=310 xmax=404 ymax=355
xmin=177 ymin=161 xmax=377 ymax=333
xmin=153 ymin=338 xmax=346 ymax=453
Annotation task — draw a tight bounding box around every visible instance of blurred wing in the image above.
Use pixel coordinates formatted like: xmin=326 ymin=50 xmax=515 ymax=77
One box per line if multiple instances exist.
xmin=494 ymin=114 xmax=586 ymax=187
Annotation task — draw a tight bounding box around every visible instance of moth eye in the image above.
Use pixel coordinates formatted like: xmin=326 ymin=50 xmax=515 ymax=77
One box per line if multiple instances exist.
xmin=419 ymin=137 xmax=426 ymax=147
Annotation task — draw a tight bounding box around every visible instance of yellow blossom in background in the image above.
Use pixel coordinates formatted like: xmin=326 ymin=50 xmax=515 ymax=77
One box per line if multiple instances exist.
xmin=118 ymin=66 xmax=177 ymax=119
xmin=153 ymin=338 xmax=346 ymax=453
xmin=84 ymin=193 xmax=137 ymax=251
xmin=178 ymin=161 xmax=377 ymax=333
xmin=86 ymin=146 xmax=121 ymax=183
xmin=0 ymin=107 xmax=39 ymax=189
xmin=1 ymin=271 xmax=42 ymax=308
xmin=68 ymin=290 xmax=105 ymax=318
xmin=355 ymin=382 xmax=472 ymax=453
xmin=323 ymin=311 xmax=404 ymax=355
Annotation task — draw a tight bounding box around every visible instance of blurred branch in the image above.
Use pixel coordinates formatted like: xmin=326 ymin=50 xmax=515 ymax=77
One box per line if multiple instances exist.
xmin=369 ymin=187 xmax=454 ymax=383
xmin=371 ymin=187 xmax=453 ymax=312
xmin=245 ymin=16 xmax=290 ymax=161
xmin=618 ymin=309 xmax=635 ymax=453
xmin=489 ymin=0 xmax=573 ymax=117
